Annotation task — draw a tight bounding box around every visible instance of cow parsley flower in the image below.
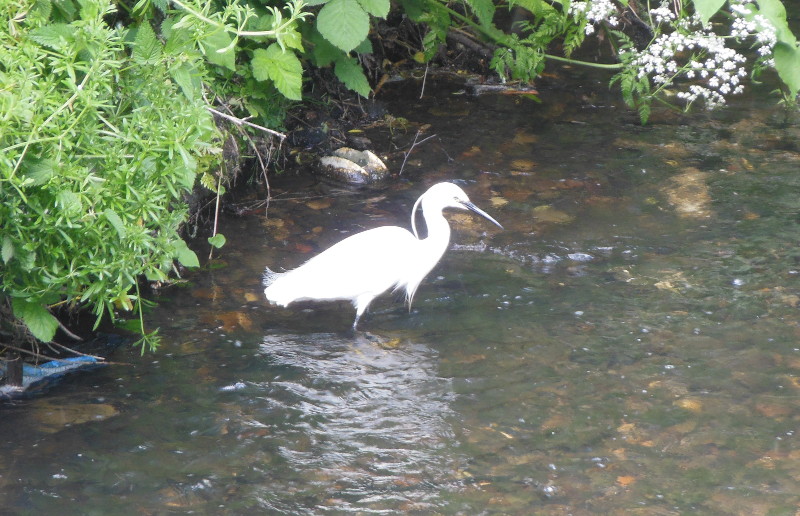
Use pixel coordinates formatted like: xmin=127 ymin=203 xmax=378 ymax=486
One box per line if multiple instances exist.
xmin=621 ymin=1 xmax=779 ymax=111
xmin=651 ymin=2 xmax=676 ymax=25
xmin=570 ymin=0 xmax=620 ymax=35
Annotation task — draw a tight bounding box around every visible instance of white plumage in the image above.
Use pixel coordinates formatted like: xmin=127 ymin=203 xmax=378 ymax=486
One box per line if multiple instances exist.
xmin=263 ymin=182 xmax=502 ymax=329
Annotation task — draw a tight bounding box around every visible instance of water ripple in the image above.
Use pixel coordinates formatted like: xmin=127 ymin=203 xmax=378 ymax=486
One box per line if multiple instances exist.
xmin=249 ymin=333 xmax=461 ymax=512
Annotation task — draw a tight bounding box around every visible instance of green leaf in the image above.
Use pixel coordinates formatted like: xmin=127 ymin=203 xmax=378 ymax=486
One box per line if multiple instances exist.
xmin=11 ymin=298 xmax=59 ymax=343
xmin=398 ymin=0 xmax=425 ymax=21
xmin=32 ymin=0 xmax=52 ymax=20
xmin=310 ymin=28 xmax=341 ymax=67
xmin=252 ymin=44 xmax=303 ymax=100
xmin=281 ymin=27 xmax=304 ymax=52
xmin=175 ymin=164 xmax=197 ymax=190
xmin=356 ymin=0 xmax=389 ymax=18
xmin=132 ymin=22 xmax=163 ymax=65
xmin=56 ymin=190 xmax=82 ymax=214
xmin=508 ymin=0 xmax=556 ymax=16
xmin=22 ymin=158 xmax=56 ymax=186
xmin=29 ymin=23 xmax=74 ymax=51
xmin=463 ymin=0 xmax=495 ymax=28
xmin=334 ymin=57 xmax=371 ymax=97
xmin=104 ymin=208 xmax=127 ymax=239
xmin=693 ymin=0 xmax=726 ymax=25
xmin=2 ymin=236 xmax=14 ymax=264
xmin=171 ymin=63 xmax=201 ymax=101
xmin=354 ymin=37 xmax=373 ymax=54
xmin=208 ymin=233 xmax=226 ymax=248
xmin=52 ymin=0 xmax=77 ymax=20
xmin=754 ymin=0 xmax=796 ymax=45
xmin=773 ymin=42 xmax=800 ymax=97
xmin=317 ymin=0 xmax=369 ymax=52
xmin=200 ymin=30 xmax=236 ymax=71
xmin=144 ymin=267 xmax=168 ymax=282
xmin=174 ymin=239 xmax=200 ymax=267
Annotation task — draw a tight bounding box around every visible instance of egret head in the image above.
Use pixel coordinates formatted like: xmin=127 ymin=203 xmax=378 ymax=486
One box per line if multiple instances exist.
xmin=412 ymin=182 xmax=503 ymax=238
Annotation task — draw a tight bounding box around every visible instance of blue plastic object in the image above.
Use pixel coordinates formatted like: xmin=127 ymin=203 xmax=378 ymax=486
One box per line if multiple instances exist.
xmin=1 ymin=356 xmax=103 ymax=398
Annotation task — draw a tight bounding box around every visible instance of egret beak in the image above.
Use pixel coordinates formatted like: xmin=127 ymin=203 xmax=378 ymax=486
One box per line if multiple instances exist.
xmin=460 ymin=200 xmax=503 ymax=229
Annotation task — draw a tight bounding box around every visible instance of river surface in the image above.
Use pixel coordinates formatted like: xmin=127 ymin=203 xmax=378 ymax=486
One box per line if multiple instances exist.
xmin=3 ymin=70 xmax=800 ymax=514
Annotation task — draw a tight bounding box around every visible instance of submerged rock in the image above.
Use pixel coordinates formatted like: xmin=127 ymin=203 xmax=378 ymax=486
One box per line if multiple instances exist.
xmin=317 ymin=147 xmax=389 ymax=185
xmin=662 ymin=168 xmax=713 ymax=219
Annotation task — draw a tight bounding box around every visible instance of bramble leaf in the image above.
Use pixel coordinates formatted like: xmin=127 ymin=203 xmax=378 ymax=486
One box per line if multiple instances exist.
xmin=252 ymin=44 xmax=303 ymax=100
xmin=334 ymin=57 xmax=371 ymax=97
xmin=317 ymin=0 xmax=369 ymax=52
xmin=200 ymin=30 xmax=236 ymax=70
xmin=309 ymin=29 xmax=340 ymax=67
xmin=356 ymin=0 xmax=389 ymax=18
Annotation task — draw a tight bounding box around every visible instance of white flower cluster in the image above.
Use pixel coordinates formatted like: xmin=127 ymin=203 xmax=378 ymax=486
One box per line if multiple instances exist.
xmin=569 ymin=0 xmax=619 ymax=35
xmin=650 ymin=3 xmax=676 ymax=25
xmin=729 ymin=0 xmax=777 ymax=63
xmin=621 ymin=1 xmax=778 ymax=110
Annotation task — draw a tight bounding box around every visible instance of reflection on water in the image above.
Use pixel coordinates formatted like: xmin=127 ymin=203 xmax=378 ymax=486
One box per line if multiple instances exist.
xmin=2 ymin=72 xmax=800 ymax=514
xmin=251 ymin=333 xmax=457 ymax=513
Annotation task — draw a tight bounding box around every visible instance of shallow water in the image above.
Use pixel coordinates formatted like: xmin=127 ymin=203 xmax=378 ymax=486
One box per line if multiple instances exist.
xmin=3 ymin=71 xmax=800 ymax=514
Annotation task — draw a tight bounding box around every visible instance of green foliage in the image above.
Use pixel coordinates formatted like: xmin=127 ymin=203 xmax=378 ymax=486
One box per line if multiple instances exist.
xmin=253 ymin=44 xmax=304 ymax=100
xmin=166 ymin=0 xmax=379 ymax=105
xmin=335 ymin=56 xmax=372 ymax=97
xmin=1 ymin=0 xmax=219 ymax=350
xmin=317 ymin=0 xmax=370 ymax=52
xmin=609 ymin=30 xmax=651 ymax=124
xmin=208 ymin=233 xmax=227 ymax=248
xmin=689 ymin=0 xmax=799 ymax=100
xmin=751 ymin=0 xmax=800 ymax=99
xmin=11 ymin=298 xmax=59 ymax=343
xmin=774 ymin=43 xmax=800 ymax=99
xmin=694 ymin=0 xmax=727 ymax=25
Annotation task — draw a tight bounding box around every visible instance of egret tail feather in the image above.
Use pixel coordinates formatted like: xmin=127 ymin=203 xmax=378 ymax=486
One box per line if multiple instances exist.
xmin=262 ymin=266 xmax=283 ymax=287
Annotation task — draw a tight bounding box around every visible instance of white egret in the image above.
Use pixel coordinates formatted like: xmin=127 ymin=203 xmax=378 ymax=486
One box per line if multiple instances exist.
xmin=263 ymin=182 xmax=503 ymax=329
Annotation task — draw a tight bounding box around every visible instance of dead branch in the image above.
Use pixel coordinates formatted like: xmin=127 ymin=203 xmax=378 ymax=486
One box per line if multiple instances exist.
xmin=399 ymin=130 xmax=438 ymax=175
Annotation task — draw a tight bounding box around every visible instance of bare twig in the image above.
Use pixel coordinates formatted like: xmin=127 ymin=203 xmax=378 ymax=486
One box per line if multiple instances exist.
xmin=206 ymin=98 xmax=279 ymax=214
xmin=49 ymin=341 xmax=107 ymax=362
xmin=57 ymin=320 xmax=83 ymax=341
xmin=420 ymin=63 xmax=429 ymax=100
xmin=206 ymin=106 xmax=286 ymax=140
xmin=209 ymin=170 xmax=223 ymax=260
xmin=399 ymin=130 xmax=438 ymax=175
xmin=1 ymin=342 xmax=59 ymax=362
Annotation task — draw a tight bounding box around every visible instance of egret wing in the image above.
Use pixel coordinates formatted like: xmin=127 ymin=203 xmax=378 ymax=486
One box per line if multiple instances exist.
xmin=264 ymin=226 xmax=419 ymax=305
